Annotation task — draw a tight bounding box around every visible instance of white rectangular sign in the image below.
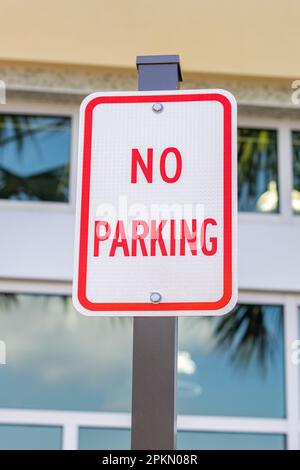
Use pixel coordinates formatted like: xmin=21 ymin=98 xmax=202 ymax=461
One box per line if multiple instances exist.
xmin=73 ymin=89 xmax=237 ymax=316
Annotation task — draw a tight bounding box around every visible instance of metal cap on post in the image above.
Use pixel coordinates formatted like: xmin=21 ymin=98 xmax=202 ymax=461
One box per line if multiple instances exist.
xmin=131 ymin=55 xmax=182 ymax=451
xmin=136 ymin=55 xmax=182 ymax=90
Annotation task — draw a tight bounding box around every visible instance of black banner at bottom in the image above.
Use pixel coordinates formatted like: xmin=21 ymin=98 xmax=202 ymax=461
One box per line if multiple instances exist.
xmin=0 ymin=450 xmax=294 ymax=466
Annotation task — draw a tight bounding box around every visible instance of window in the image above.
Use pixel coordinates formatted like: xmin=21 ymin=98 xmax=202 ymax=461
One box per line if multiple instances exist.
xmin=0 ymin=114 xmax=71 ymax=202
xmin=77 ymin=429 xmax=286 ymax=450
xmin=0 ymin=292 xmax=294 ymax=450
xmin=0 ymin=294 xmax=132 ymax=412
xmin=0 ymin=296 xmax=284 ymax=418
xmin=238 ymin=128 xmax=279 ymax=213
xmin=177 ymin=431 xmax=286 ymax=450
xmin=292 ymin=131 xmax=300 ymax=214
xmin=178 ymin=304 xmax=285 ymax=418
xmin=0 ymin=425 xmax=62 ymax=450
xmin=79 ymin=428 xmax=130 ymax=450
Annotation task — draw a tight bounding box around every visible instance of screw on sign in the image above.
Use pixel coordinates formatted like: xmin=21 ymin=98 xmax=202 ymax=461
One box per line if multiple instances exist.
xmin=152 ymin=102 xmax=163 ymax=113
xmin=73 ymin=90 xmax=237 ymax=316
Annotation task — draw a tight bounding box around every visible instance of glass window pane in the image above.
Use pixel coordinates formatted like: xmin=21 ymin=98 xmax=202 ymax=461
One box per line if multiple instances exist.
xmin=178 ymin=431 xmax=285 ymax=450
xmin=292 ymin=131 xmax=300 ymax=214
xmin=0 ymin=114 xmax=71 ymax=202
xmin=79 ymin=428 xmax=130 ymax=450
xmin=238 ymin=128 xmax=279 ymax=213
xmin=0 ymin=294 xmax=132 ymax=412
xmin=178 ymin=304 xmax=285 ymax=418
xmin=0 ymin=295 xmax=285 ymax=420
xmin=0 ymin=425 xmax=62 ymax=450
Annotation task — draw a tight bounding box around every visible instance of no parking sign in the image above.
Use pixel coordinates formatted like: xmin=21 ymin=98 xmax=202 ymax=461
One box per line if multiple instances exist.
xmin=73 ymin=89 xmax=237 ymax=316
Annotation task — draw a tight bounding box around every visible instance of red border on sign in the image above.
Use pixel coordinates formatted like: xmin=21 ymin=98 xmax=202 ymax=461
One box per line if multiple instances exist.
xmin=77 ymin=93 xmax=233 ymax=311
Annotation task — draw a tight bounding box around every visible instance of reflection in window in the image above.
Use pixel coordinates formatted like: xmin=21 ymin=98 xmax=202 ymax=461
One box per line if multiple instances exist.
xmin=78 ymin=428 xmax=286 ymax=450
xmin=0 ymin=114 xmax=71 ymax=202
xmin=177 ymin=431 xmax=285 ymax=450
xmin=0 ymin=425 xmax=62 ymax=450
xmin=178 ymin=304 xmax=285 ymax=418
xmin=0 ymin=294 xmax=133 ymax=412
xmin=292 ymin=131 xmax=300 ymax=214
xmin=0 ymin=295 xmax=285 ymax=421
xmin=78 ymin=428 xmax=286 ymax=451
xmin=238 ymin=128 xmax=279 ymax=213
xmin=79 ymin=428 xmax=130 ymax=450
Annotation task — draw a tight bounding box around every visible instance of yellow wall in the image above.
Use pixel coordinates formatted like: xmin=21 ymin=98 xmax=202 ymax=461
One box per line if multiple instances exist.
xmin=0 ymin=0 xmax=299 ymax=79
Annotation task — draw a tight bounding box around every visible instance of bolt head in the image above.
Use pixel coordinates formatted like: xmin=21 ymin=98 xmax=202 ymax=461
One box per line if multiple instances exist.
xmin=152 ymin=103 xmax=163 ymax=113
xmin=150 ymin=292 xmax=162 ymax=304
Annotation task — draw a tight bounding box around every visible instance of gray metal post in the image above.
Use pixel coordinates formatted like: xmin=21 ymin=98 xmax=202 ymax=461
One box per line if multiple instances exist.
xmin=131 ymin=55 xmax=182 ymax=450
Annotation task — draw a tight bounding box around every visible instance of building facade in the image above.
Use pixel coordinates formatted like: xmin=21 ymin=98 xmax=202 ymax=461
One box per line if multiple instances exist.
xmin=0 ymin=0 xmax=300 ymax=450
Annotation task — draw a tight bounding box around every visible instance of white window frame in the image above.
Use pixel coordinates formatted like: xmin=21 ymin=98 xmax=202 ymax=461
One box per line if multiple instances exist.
xmin=0 ymin=98 xmax=79 ymax=213
xmin=238 ymin=114 xmax=300 ymax=225
xmin=0 ymin=280 xmax=299 ymax=450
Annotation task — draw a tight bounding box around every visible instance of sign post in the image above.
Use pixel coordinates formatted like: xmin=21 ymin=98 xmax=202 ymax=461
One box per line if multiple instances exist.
xmin=131 ymin=56 xmax=181 ymax=450
xmin=72 ymin=54 xmax=237 ymax=451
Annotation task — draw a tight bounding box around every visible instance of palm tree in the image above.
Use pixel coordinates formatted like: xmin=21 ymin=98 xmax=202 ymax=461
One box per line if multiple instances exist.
xmin=238 ymin=128 xmax=278 ymax=213
xmin=211 ymin=304 xmax=282 ymax=372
